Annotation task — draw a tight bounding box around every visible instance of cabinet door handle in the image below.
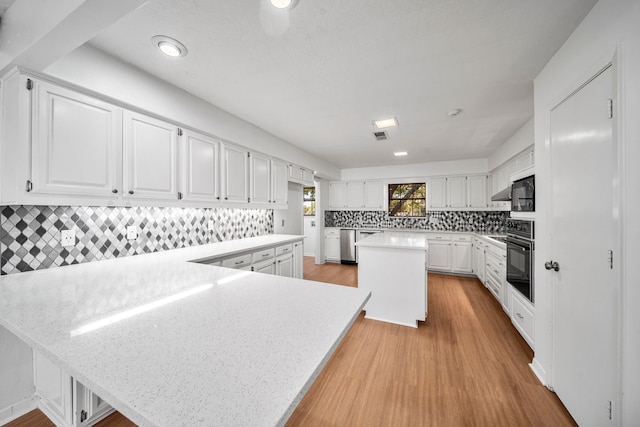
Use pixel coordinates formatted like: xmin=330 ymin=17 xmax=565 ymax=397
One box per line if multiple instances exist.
xmin=235 ymin=260 xmax=244 ymax=265
xmin=112 ymin=189 xmax=118 ymax=194
xmin=129 ymin=190 xmax=134 ymax=195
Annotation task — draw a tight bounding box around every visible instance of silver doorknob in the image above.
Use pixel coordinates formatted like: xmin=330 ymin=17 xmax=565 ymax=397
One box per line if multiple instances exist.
xmin=545 ymin=261 xmax=560 ymax=272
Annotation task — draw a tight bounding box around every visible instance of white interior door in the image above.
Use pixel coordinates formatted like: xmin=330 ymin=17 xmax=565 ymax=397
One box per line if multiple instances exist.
xmin=549 ymin=64 xmax=618 ymax=426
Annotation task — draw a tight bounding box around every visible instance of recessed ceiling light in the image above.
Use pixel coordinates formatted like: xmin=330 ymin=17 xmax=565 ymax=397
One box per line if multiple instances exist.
xmin=394 ymin=151 xmax=408 ymax=157
xmin=373 ymin=117 xmax=399 ymax=129
xmin=269 ymin=0 xmax=298 ymax=9
xmin=151 ymin=35 xmax=188 ymax=58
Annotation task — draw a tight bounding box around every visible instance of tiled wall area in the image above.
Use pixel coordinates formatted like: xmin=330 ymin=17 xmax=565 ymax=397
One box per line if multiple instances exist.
xmin=325 ymin=210 xmax=508 ymax=232
xmin=0 ymin=206 xmax=273 ymax=275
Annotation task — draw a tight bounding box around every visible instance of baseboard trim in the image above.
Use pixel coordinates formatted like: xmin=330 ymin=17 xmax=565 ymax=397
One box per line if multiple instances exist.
xmin=0 ymin=395 xmax=38 ymax=425
xmin=529 ymin=357 xmax=548 ymax=387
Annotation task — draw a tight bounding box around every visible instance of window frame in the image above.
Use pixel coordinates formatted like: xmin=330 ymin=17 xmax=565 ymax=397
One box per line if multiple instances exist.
xmin=303 ymin=186 xmax=316 ymax=216
xmin=387 ymin=182 xmax=427 ymax=217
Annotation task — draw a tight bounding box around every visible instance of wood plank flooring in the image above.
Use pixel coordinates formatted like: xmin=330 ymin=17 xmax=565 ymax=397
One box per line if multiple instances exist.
xmin=6 ymin=258 xmax=575 ymax=427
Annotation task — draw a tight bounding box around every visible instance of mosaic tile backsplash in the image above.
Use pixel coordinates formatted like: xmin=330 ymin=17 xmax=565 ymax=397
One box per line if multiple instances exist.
xmin=325 ymin=210 xmax=508 ymax=233
xmin=0 ymin=206 xmax=273 ymax=275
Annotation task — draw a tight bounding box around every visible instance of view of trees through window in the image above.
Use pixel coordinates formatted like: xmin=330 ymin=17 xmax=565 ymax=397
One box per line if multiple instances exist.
xmin=388 ymin=183 xmax=427 ymax=217
xmin=303 ymin=187 xmax=316 ymax=216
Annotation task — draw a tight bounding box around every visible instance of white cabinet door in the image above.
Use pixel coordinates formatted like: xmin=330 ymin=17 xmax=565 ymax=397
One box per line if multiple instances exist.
xmin=427 ymin=241 xmax=451 ymax=270
xmin=288 ymin=164 xmax=303 ymax=181
xmin=31 ymin=81 xmax=122 ymax=197
xmin=346 ymin=181 xmax=364 ymax=209
xmin=249 ymin=151 xmax=271 ymax=204
xmin=363 ymin=181 xmax=384 ymax=209
xmin=75 ymin=381 xmax=114 ymax=426
xmin=301 ymin=168 xmax=315 ymax=185
xmin=324 ymin=229 xmax=340 ymax=262
xmin=34 ymin=352 xmax=73 ymax=427
xmin=474 ymin=244 xmax=486 ymax=284
xmin=276 ymin=252 xmax=294 ymax=277
xmin=271 ymin=159 xmax=288 ymax=206
xmin=221 ymin=143 xmax=249 ymax=203
xmin=329 ymin=182 xmax=347 ymax=209
xmin=123 ymin=111 xmax=178 ymax=200
xmin=467 ymin=175 xmax=488 ymax=208
xmin=428 ymin=177 xmax=447 ymax=208
xmin=447 ymin=176 xmax=467 ymax=208
xmin=182 ymin=130 xmax=220 ymax=202
xmin=293 ymin=241 xmax=304 ymax=278
xmin=253 ymin=258 xmax=276 ymax=275
xmin=451 ymin=242 xmax=472 ymax=273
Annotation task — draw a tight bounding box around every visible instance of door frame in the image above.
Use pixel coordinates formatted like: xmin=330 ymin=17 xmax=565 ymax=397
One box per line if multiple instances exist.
xmin=542 ymin=50 xmax=624 ymax=423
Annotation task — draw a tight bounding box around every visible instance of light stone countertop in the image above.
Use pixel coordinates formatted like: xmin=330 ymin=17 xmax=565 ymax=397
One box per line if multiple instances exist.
xmin=0 ymin=234 xmax=370 ymax=427
xmin=355 ymin=231 xmax=429 ymax=251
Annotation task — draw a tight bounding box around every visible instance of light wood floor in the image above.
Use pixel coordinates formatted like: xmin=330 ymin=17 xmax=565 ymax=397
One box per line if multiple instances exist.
xmin=6 ymin=258 xmax=575 ymax=427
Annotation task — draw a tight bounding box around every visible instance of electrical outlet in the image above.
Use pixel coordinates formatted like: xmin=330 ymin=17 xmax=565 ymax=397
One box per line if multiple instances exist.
xmin=126 ymin=225 xmax=138 ymax=240
xmin=61 ymin=229 xmax=75 ymax=247
xmin=281 ymin=219 xmax=285 ymax=227
xmin=207 ymin=220 xmax=214 ymax=232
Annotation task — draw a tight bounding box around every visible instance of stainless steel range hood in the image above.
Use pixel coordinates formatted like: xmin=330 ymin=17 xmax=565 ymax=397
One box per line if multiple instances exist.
xmin=491 ymin=187 xmax=512 ymax=201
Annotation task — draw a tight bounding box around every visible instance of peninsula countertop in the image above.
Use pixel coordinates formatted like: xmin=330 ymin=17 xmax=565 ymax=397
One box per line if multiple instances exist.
xmin=355 ymin=231 xmax=429 ymax=250
xmin=0 ymin=235 xmax=370 ymax=427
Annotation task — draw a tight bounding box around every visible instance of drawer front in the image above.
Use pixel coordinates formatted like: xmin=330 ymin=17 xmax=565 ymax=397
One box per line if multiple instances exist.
xmin=511 ymin=294 xmax=534 ymax=347
xmin=452 ymin=234 xmax=471 ymax=242
xmin=221 ymin=253 xmax=252 ymax=269
xmin=486 ymin=272 xmax=502 ymax=300
xmin=427 ymin=233 xmax=451 ymax=241
xmin=276 ymin=244 xmax=293 ymax=256
xmin=325 ymin=229 xmax=340 ymax=237
xmin=253 ymin=248 xmax=275 ymax=262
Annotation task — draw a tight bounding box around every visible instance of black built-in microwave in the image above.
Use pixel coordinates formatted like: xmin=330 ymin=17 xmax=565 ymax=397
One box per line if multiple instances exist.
xmin=511 ymin=175 xmax=534 ymax=212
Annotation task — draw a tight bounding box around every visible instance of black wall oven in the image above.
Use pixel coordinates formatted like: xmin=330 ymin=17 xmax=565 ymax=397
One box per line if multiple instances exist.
xmin=506 ymin=219 xmax=534 ymax=303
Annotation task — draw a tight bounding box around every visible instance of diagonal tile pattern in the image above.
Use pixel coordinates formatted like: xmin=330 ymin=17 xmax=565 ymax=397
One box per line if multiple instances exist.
xmin=0 ymin=205 xmax=273 ymax=275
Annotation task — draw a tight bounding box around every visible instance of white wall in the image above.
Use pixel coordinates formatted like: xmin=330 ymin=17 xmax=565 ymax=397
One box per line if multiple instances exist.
xmin=273 ymin=182 xmax=303 ymax=235
xmin=533 ymin=0 xmax=640 ymax=424
xmin=487 ymin=118 xmax=534 ymax=171
xmin=340 ymin=158 xmax=488 ymax=181
xmin=43 ymin=45 xmax=341 ymax=180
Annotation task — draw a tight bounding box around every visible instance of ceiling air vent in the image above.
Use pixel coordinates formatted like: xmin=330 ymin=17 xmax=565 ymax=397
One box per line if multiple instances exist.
xmin=373 ymin=131 xmax=389 ymax=141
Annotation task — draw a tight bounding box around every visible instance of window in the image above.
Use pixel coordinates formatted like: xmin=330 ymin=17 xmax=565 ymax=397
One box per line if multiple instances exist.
xmin=388 ymin=183 xmax=426 ymax=217
xmin=303 ymin=186 xmax=316 ymax=216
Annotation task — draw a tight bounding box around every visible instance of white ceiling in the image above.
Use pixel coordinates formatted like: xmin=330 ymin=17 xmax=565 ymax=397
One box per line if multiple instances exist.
xmin=0 ymin=0 xmax=15 ymax=17
xmin=88 ymin=0 xmax=597 ymax=169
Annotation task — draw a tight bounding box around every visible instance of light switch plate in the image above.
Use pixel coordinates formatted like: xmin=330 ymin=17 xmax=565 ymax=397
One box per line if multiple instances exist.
xmin=61 ymin=229 xmax=75 ymax=247
xmin=126 ymin=225 xmax=138 ymax=240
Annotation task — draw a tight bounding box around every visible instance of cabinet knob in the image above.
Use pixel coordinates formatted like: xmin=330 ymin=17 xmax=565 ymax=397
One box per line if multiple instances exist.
xmin=216 ymin=196 xmax=220 ymax=200
xmin=225 ymin=197 xmax=228 ymax=200
xmin=128 ymin=190 xmax=134 ymax=195
xmin=112 ymin=189 xmax=118 ymax=194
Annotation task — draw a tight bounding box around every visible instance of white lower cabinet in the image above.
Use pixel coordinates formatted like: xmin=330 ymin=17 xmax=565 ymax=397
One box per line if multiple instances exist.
xmin=35 ymin=352 xmax=73 ymax=427
xmin=293 ymin=241 xmax=303 ymax=279
xmin=450 ymin=235 xmax=472 ymax=273
xmin=35 ymin=352 xmax=113 ymax=427
xmin=74 ymin=382 xmax=114 ymax=426
xmin=511 ymin=290 xmax=535 ymax=349
xmin=428 ymin=241 xmax=451 ymax=271
xmin=276 ymin=252 xmax=294 ymax=277
xmin=253 ymin=258 xmax=276 ymax=274
xmin=324 ymin=229 xmax=341 ymax=262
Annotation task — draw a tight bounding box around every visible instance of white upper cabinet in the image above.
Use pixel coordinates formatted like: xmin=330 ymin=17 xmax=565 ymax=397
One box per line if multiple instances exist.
xmin=221 ymin=143 xmax=249 ymax=203
xmin=467 ymin=175 xmax=488 ymax=208
xmin=181 ymin=129 xmax=220 ymax=202
xmin=288 ymin=164 xmax=314 ymax=185
xmin=447 ymin=176 xmax=467 ymax=208
xmin=428 ymin=177 xmax=447 ymax=208
xmin=363 ymin=181 xmax=384 ymax=209
xmin=249 ymin=151 xmax=271 ymax=204
xmin=271 ymin=159 xmax=288 ymax=206
xmin=329 ymin=182 xmax=347 ymax=209
xmin=346 ymin=181 xmax=364 ymax=208
xmin=123 ymin=111 xmax=178 ymax=200
xmin=31 ymin=81 xmax=122 ymax=197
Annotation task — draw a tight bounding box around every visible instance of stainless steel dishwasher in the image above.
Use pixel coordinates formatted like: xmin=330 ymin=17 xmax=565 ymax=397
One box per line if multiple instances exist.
xmin=339 ymin=229 xmax=357 ymax=264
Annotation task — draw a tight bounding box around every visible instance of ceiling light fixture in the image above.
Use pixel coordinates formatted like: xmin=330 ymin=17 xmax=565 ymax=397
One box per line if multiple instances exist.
xmin=394 ymin=151 xmax=408 ymax=157
xmin=447 ymin=108 xmax=462 ymax=117
xmin=269 ymin=0 xmax=298 ymax=9
xmin=151 ymin=35 xmax=188 ymax=58
xmin=373 ymin=117 xmax=399 ymax=129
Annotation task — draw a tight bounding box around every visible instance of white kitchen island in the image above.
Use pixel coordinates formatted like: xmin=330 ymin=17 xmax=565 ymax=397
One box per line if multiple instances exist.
xmin=0 ymin=235 xmax=370 ymax=427
xmin=355 ymin=232 xmax=428 ymax=328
